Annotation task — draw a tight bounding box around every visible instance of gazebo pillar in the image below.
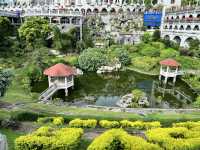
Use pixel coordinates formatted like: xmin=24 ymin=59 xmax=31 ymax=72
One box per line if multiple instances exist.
xmin=173 ymin=67 xmax=178 ymax=84
xmin=48 ymin=76 xmax=51 ymax=87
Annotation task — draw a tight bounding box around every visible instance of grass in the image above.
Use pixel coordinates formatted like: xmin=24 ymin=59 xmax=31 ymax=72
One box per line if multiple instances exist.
xmin=2 ymin=69 xmax=35 ymax=104
xmin=20 ymin=103 xmax=142 ymax=121
xmin=0 ymin=128 xmax=24 ymax=150
xmin=0 ymin=109 xmax=11 ymax=120
xmin=10 ymin=103 xmax=200 ymax=126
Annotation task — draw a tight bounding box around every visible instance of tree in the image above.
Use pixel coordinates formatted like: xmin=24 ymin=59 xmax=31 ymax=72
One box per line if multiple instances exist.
xmin=82 ymin=25 xmax=94 ymax=48
xmin=189 ymin=39 xmax=200 ymax=57
xmin=112 ymin=48 xmax=131 ymax=66
xmin=18 ymin=17 xmax=52 ymax=49
xmin=78 ymin=48 xmax=108 ymax=71
xmin=0 ymin=17 xmax=13 ymax=52
xmin=141 ymin=32 xmax=152 ymax=43
xmin=0 ymin=17 xmax=12 ymax=39
xmin=152 ymin=30 xmax=160 ymax=41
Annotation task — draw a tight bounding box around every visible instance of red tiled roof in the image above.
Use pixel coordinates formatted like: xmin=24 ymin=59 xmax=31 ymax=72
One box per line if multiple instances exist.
xmin=44 ymin=63 xmax=76 ymax=77
xmin=160 ymin=59 xmax=180 ymax=67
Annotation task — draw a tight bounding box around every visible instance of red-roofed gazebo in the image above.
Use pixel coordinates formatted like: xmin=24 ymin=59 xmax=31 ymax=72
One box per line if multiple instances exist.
xmin=44 ymin=63 xmax=76 ymax=77
xmin=159 ymin=59 xmax=181 ymax=84
xmin=39 ymin=63 xmax=76 ymax=101
xmin=159 ymin=58 xmax=180 ymax=67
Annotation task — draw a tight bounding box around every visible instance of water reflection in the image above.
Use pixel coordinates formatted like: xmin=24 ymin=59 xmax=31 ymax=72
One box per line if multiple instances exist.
xmin=32 ymin=70 xmax=196 ymax=108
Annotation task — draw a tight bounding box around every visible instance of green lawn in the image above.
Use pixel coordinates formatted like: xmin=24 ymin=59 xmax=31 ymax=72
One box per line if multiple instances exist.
xmin=2 ymin=69 xmax=36 ymax=104
xmin=13 ymin=103 xmax=200 ymax=126
xmin=0 ymin=128 xmax=24 ymax=150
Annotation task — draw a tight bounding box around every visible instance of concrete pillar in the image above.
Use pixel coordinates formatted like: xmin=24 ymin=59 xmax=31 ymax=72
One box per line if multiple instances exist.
xmin=164 ymin=76 xmax=168 ymax=84
xmin=48 ymin=76 xmax=51 ymax=87
xmin=65 ymin=77 xmax=67 ymax=87
xmin=80 ymin=17 xmax=83 ymax=41
xmin=65 ymin=89 xmax=68 ymax=96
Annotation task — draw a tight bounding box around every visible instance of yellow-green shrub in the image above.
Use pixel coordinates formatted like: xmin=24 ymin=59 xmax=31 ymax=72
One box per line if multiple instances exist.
xmin=53 ymin=117 xmax=64 ymax=126
xmin=15 ymin=126 xmax=83 ymax=150
xmin=99 ymin=120 xmax=120 ymax=128
xmin=69 ymin=118 xmax=97 ymax=128
xmin=173 ymin=121 xmax=200 ymax=129
xmin=145 ymin=121 xmax=161 ymax=129
xmin=146 ymin=127 xmax=200 ymax=150
xmin=87 ymin=129 xmax=161 ymax=150
xmin=120 ymin=120 xmax=161 ymax=129
xmin=120 ymin=120 xmax=132 ymax=128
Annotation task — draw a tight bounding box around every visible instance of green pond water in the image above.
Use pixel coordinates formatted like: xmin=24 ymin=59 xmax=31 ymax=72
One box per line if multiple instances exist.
xmin=32 ymin=70 xmax=196 ymax=108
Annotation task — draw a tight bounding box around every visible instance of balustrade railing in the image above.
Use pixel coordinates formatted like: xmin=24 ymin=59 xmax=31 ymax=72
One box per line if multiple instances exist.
xmin=22 ymin=10 xmax=82 ymax=17
xmin=164 ymin=19 xmax=200 ymax=23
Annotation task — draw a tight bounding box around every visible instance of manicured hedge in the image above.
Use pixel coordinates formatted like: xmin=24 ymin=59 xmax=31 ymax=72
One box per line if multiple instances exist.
xmin=52 ymin=117 xmax=64 ymax=126
xmin=99 ymin=120 xmax=120 ymax=128
xmin=69 ymin=119 xmax=97 ymax=128
xmin=120 ymin=120 xmax=161 ymax=129
xmin=87 ymin=129 xmax=161 ymax=150
xmin=15 ymin=126 xmax=83 ymax=150
xmin=37 ymin=117 xmax=64 ymax=126
xmin=146 ymin=127 xmax=200 ymax=150
xmin=173 ymin=121 xmax=200 ymax=129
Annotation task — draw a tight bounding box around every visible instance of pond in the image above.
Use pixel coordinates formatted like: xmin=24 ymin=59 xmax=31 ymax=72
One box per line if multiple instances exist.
xmin=32 ymin=70 xmax=196 ymax=109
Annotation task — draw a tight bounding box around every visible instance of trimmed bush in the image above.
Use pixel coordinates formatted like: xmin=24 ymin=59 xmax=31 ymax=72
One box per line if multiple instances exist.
xmin=15 ymin=126 xmax=83 ymax=150
xmin=87 ymin=129 xmax=161 ymax=150
xmin=11 ymin=111 xmax=46 ymax=121
xmin=69 ymin=119 xmax=97 ymax=128
xmin=53 ymin=117 xmax=64 ymax=126
xmin=120 ymin=120 xmax=161 ymax=129
xmin=146 ymin=127 xmax=200 ymax=150
xmin=99 ymin=120 xmax=120 ymax=128
xmin=173 ymin=121 xmax=200 ymax=129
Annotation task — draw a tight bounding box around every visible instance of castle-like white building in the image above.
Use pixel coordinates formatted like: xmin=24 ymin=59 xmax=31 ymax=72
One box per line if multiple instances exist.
xmin=161 ymin=6 xmax=200 ymax=47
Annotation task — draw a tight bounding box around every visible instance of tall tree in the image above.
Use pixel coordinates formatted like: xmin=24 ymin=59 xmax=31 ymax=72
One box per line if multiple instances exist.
xmin=18 ymin=17 xmax=52 ymax=49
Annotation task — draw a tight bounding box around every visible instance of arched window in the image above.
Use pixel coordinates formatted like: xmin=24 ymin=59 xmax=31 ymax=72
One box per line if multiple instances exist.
xmin=186 ymin=25 xmax=191 ymax=30
xmin=179 ymin=25 xmax=184 ymax=30
xmin=174 ymin=36 xmax=181 ymax=45
xmin=194 ymin=25 xmax=199 ymax=30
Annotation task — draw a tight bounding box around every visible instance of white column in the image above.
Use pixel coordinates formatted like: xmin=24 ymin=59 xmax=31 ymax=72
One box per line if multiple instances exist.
xmin=65 ymin=77 xmax=67 ymax=87
xmin=80 ymin=17 xmax=83 ymax=41
xmin=48 ymin=76 xmax=51 ymax=87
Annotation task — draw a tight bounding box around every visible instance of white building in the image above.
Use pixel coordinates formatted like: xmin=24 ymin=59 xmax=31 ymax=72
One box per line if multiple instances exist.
xmin=161 ymin=6 xmax=200 ymax=47
xmin=157 ymin=0 xmax=181 ymax=7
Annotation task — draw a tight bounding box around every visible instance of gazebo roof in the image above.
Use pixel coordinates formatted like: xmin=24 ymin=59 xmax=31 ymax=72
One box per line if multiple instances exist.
xmin=44 ymin=63 xmax=76 ymax=77
xmin=160 ymin=59 xmax=180 ymax=67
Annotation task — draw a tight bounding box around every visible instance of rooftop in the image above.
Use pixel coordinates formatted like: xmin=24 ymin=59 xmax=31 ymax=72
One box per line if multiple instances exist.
xmin=160 ymin=58 xmax=180 ymax=67
xmin=44 ymin=63 xmax=76 ymax=77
